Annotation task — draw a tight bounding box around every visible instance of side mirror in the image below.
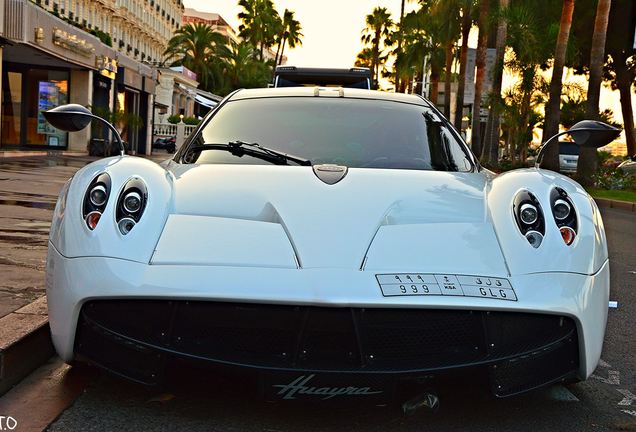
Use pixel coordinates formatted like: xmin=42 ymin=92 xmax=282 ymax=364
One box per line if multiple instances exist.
xmin=568 ymin=120 xmax=621 ymax=149
xmin=42 ymin=104 xmax=93 ymax=131
xmin=43 ymin=104 xmax=125 ymax=156
xmin=535 ymin=120 xmax=621 ymax=169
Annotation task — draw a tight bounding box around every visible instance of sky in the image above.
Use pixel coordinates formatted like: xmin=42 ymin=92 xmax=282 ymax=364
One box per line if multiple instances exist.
xmin=183 ymin=0 xmax=416 ymax=68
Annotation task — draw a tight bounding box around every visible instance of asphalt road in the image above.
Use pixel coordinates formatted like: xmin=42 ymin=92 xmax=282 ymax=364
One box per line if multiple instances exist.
xmin=26 ymin=207 xmax=632 ymax=432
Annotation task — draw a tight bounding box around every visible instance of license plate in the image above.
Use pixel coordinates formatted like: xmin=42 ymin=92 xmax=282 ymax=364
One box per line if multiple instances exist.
xmin=376 ymin=273 xmax=517 ymax=301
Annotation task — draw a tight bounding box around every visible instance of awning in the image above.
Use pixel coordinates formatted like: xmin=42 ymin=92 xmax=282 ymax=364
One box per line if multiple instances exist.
xmin=195 ymin=94 xmax=218 ymax=108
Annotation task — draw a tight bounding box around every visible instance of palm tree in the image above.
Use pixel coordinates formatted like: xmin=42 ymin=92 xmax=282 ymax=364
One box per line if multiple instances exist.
xmin=453 ymin=0 xmax=477 ymax=130
xmin=397 ymin=3 xmax=445 ymax=98
xmin=355 ymin=48 xmax=374 ymax=69
xmin=604 ymin=0 xmax=635 ymax=156
xmin=577 ymin=0 xmax=612 ymax=185
xmin=540 ymin=0 xmax=576 ymax=172
xmin=275 ymin=9 xmax=303 ymax=66
xmin=429 ymin=0 xmax=460 ymax=118
xmin=220 ymin=41 xmax=272 ymax=89
xmin=361 ymin=7 xmax=395 ymax=89
xmin=395 ymin=0 xmax=407 ymax=91
xmin=482 ymin=0 xmax=509 ymax=166
xmin=470 ymin=0 xmax=490 ymax=157
xmin=238 ymin=0 xmax=281 ymax=60
xmin=164 ymin=23 xmax=228 ymax=92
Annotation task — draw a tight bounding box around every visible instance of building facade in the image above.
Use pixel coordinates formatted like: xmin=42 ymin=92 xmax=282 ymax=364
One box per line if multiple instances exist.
xmin=183 ymin=8 xmax=285 ymax=64
xmin=0 ymin=0 xmax=183 ymax=154
xmin=183 ymin=8 xmax=239 ymax=45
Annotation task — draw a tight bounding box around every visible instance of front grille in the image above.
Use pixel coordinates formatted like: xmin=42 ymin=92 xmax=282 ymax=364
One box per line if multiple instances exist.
xmin=76 ymin=300 xmax=577 ymax=375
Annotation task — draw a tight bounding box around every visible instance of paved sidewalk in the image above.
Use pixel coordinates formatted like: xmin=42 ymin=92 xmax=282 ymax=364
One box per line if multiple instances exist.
xmin=0 ymin=152 xmax=171 ymax=319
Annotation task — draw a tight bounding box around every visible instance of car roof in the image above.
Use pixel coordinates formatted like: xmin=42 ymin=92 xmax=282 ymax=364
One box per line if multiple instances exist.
xmin=228 ymin=87 xmax=431 ymax=107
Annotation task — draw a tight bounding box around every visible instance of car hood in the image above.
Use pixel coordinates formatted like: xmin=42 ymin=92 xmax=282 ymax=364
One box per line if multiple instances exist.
xmin=155 ymin=163 xmax=506 ymax=273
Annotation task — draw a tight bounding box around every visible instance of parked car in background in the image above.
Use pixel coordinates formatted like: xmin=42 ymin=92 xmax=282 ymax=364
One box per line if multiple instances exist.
xmin=559 ymin=141 xmax=580 ymax=173
xmin=153 ymin=136 xmax=176 ymax=154
xmin=618 ymin=156 xmax=636 ymax=174
xmin=273 ymin=66 xmax=372 ymax=89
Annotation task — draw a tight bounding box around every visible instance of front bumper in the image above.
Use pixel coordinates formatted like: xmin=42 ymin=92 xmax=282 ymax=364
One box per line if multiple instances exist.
xmin=75 ymin=300 xmax=579 ymax=397
xmin=46 ymin=244 xmax=609 ymax=397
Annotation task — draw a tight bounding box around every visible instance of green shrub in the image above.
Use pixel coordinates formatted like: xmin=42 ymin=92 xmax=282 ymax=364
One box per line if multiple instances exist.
xmin=167 ymin=115 xmax=200 ymax=125
xmin=183 ymin=116 xmax=200 ymax=125
xmin=167 ymin=115 xmax=181 ymax=124
xmin=593 ymin=167 xmax=634 ymax=190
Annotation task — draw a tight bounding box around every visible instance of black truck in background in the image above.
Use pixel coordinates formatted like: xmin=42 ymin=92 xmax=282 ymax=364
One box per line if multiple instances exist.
xmin=272 ymin=66 xmax=372 ymax=89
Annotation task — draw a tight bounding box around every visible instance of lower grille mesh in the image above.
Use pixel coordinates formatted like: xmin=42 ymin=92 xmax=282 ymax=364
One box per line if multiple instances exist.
xmin=77 ymin=300 xmax=577 ymax=374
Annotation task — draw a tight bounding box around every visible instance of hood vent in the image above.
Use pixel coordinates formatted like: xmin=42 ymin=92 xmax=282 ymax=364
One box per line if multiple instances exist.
xmin=313 ymin=164 xmax=348 ymax=185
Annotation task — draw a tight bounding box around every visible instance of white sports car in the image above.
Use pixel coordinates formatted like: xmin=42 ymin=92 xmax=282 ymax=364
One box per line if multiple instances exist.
xmin=46 ymin=87 xmax=615 ymax=402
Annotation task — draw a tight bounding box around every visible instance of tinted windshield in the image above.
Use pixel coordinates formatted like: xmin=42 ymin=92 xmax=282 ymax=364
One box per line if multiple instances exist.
xmin=187 ymin=97 xmax=474 ymax=171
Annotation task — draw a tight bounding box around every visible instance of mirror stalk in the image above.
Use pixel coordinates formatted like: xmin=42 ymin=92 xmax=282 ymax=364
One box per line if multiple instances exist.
xmin=88 ymin=114 xmax=125 ymax=157
xmin=535 ymin=130 xmax=572 ymax=169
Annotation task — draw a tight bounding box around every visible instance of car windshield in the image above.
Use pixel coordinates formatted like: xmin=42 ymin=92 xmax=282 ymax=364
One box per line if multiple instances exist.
xmin=188 ymin=97 xmax=474 ymax=172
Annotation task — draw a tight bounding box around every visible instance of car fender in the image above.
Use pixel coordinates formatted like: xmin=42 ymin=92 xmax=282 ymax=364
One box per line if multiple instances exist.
xmin=487 ymin=168 xmax=607 ymax=276
xmin=49 ymin=156 xmax=174 ymax=263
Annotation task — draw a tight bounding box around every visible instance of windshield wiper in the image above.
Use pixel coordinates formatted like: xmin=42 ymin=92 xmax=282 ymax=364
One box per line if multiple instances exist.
xmin=185 ymin=141 xmax=312 ymax=166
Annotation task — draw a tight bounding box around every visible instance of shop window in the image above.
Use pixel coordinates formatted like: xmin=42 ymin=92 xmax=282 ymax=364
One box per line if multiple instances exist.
xmin=26 ymin=69 xmax=69 ymax=148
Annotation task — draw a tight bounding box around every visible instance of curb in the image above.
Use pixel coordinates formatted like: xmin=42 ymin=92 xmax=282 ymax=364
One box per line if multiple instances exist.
xmin=0 ymin=297 xmax=54 ymax=396
xmin=593 ymin=197 xmax=636 ymax=213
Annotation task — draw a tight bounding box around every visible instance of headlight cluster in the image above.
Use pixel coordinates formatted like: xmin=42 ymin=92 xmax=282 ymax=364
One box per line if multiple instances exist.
xmin=116 ymin=178 xmax=148 ymax=235
xmin=550 ymin=188 xmax=577 ymax=245
xmin=513 ymin=188 xmax=578 ymax=248
xmin=513 ymin=191 xmax=545 ymax=248
xmin=83 ymin=173 xmax=111 ymax=230
xmin=82 ymin=174 xmax=148 ymax=235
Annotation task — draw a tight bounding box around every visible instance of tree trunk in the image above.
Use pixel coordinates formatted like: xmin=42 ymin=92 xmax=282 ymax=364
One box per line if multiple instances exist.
xmin=443 ymin=40 xmax=454 ymax=118
xmin=519 ymin=72 xmax=535 ymax=163
xmin=279 ymin=37 xmax=287 ymax=65
xmin=617 ymin=65 xmax=635 ymax=156
xmin=395 ymin=0 xmax=406 ymax=92
xmin=577 ymin=0 xmax=611 ymax=186
xmin=482 ymin=0 xmax=509 ymax=167
xmin=470 ymin=0 xmax=489 ymax=156
xmin=373 ymin=31 xmax=381 ymax=88
xmin=430 ymin=66 xmax=440 ymax=105
xmin=454 ymin=8 xmax=472 ymax=131
xmin=541 ymin=0 xmax=575 ymax=172
xmin=274 ymin=36 xmax=283 ymax=65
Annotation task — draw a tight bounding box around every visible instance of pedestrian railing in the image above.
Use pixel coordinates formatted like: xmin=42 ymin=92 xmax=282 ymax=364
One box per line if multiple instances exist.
xmin=153 ymin=123 xmax=198 ymax=148
xmin=153 ymin=123 xmax=197 ymax=137
xmin=153 ymin=123 xmax=178 ymax=138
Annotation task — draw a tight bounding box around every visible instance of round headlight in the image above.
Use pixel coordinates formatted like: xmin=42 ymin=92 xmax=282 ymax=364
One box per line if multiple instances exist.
xmin=553 ymin=199 xmax=571 ymax=220
xmin=118 ymin=217 xmax=136 ymax=235
xmin=525 ymin=230 xmax=543 ymax=248
xmin=519 ymin=203 xmax=538 ymax=225
xmin=89 ymin=185 xmax=107 ymax=207
xmin=123 ymin=191 xmax=142 ymax=213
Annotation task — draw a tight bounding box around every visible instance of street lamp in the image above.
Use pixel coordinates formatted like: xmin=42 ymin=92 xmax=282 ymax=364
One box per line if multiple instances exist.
xmin=43 ymin=104 xmax=126 ymax=157
xmin=535 ymin=120 xmax=621 ymax=169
